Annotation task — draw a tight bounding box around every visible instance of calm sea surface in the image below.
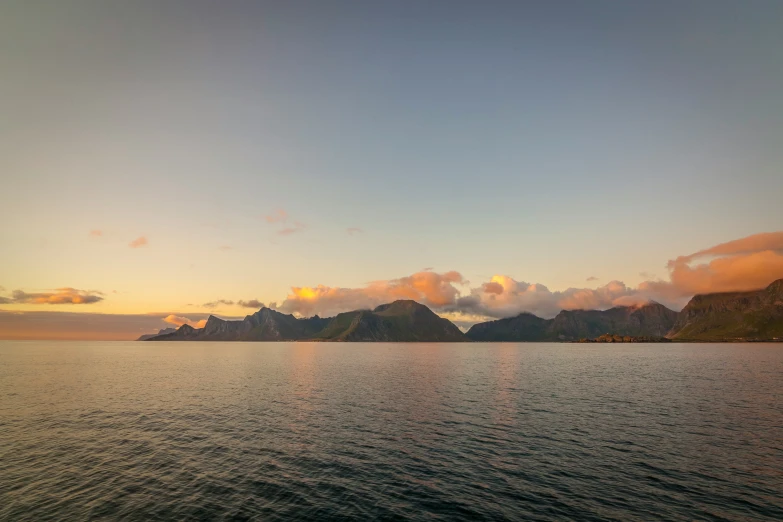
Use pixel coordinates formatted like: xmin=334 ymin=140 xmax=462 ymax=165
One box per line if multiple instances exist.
xmin=1 ymin=342 xmax=781 ymax=521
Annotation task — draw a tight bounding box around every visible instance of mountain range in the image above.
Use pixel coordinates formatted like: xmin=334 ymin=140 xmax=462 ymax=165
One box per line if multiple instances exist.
xmin=146 ymin=300 xmax=466 ymax=342
xmin=141 ymin=279 xmax=783 ymax=342
xmin=465 ymin=302 xmax=678 ymax=342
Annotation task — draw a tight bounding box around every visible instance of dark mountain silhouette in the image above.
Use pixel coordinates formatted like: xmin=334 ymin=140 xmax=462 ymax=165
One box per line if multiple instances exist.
xmin=143 ymin=280 xmax=783 ymax=343
xmin=466 ymin=302 xmax=678 ymax=342
xmin=145 ymin=300 xmax=466 ymax=342
xmin=313 ymin=300 xmax=467 ymax=342
xmin=136 ymin=327 xmax=177 ymax=341
xmin=148 ymin=308 xmax=329 ymax=341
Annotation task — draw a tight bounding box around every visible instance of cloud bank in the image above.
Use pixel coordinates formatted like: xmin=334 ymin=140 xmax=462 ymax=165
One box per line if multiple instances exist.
xmin=278 ymin=231 xmax=783 ymax=320
xmin=279 ymin=271 xmax=466 ymax=317
xmin=9 ymin=288 xmax=104 ymax=305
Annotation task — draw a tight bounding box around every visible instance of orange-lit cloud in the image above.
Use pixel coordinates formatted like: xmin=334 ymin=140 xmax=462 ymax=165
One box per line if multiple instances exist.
xmin=453 ymin=231 xmax=783 ymax=319
xmin=10 ymin=288 xmax=104 ymax=305
xmin=482 ymin=282 xmax=504 ymax=294
xmin=89 ymin=230 xmax=103 ymax=237
xmin=346 ymin=227 xmax=363 ymax=235
xmin=643 ymin=249 xmax=783 ymax=299
xmin=670 ymin=231 xmax=783 ymax=267
xmin=277 ymin=231 xmax=783 ymax=321
xmin=279 ymin=270 xmax=466 ymax=317
xmin=162 ymin=315 xmax=207 ymax=328
xmin=129 ymin=236 xmax=148 ymax=248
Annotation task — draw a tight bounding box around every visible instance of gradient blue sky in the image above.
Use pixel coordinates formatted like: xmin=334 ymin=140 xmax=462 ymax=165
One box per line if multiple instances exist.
xmin=1 ymin=1 xmax=782 ymax=336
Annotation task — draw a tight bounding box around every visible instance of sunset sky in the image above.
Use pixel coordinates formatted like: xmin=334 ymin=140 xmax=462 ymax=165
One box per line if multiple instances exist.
xmin=2 ymin=1 xmax=782 ymax=339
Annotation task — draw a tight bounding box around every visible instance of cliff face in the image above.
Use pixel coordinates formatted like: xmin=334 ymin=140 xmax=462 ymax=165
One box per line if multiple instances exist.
xmin=668 ymin=279 xmax=783 ymax=340
xmin=550 ymin=303 xmax=678 ymax=340
xmin=466 ymin=303 xmax=678 ymax=342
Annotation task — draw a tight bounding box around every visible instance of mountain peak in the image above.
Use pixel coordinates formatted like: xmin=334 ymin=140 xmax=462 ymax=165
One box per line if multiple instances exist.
xmin=373 ymin=300 xmax=428 ymax=314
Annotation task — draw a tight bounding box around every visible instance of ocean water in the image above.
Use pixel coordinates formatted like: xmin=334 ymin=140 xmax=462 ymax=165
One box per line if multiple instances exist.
xmin=0 ymin=342 xmax=781 ymax=521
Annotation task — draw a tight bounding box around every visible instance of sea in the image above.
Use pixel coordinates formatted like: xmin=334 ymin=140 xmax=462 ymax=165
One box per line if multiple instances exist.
xmin=1 ymin=341 xmax=781 ymax=521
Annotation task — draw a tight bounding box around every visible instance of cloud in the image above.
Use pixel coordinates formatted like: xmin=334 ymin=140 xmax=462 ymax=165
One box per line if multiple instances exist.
xmin=264 ymin=209 xmax=288 ymax=224
xmin=10 ymin=288 xmax=104 ymax=305
xmin=162 ymin=315 xmax=207 ymax=329
xmin=237 ymin=299 xmax=264 ymax=308
xmin=218 ymin=245 xmax=232 ymax=251
xmin=0 ymin=296 xmax=12 ymax=304
xmin=264 ymin=209 xmax=306 ymax=235
xmin=446 ymin=277 xmax=642 ymax=319
xmin=129 ymin=236 xmax=148 ymax=248
xmin=671 ymin=232 xmax=783 ymax=267
xmin=482 ymin=282 xmax=504 ymax=294
xmin=346 ymin=227 xmax=363 ymax=235
xmin=449 ymin=231 xmax=783 ymax=320
xmin=89 ymin=230 xmax=103 ymax=237
xmin=279 ymin=270 xmax=467 ymax=317
xmin=641 ymin=231 xmax=783 ymax=301
xmin=202 ymin=299 xmax=234 ymax=308
xmin=586 ymin=276 xmax=599 ymax=282
xmin=279 ymin=221 xmax=306 ymax=236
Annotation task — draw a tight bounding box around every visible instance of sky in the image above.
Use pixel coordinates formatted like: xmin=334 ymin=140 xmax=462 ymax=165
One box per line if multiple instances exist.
xmin=1 ymin=1 xmax=782 ymax=339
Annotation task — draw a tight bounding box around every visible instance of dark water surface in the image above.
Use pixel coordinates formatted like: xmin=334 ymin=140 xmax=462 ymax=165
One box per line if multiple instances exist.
xmin=1 ymin=342 xmax=781 ymax=521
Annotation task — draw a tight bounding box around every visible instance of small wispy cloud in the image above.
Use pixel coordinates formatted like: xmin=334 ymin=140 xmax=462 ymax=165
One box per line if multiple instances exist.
xmin=279 ymin=221 xmax=306 ymax=236
xmin=586 ymin=276 xmax=599 ymax=282
xmin=264 ymin=209 xmax=306 ymax=236
xmin=264 ymin=209 xmax=288 ymax=224
xmin=202 ymin=299 xmax=235 ymax=308
xmin=89 ymin=230 xmax=103 ymax=238
xmin=129 ymin=236 xmax=148 ymax=248
xmin=218 ymin=245 xmax=232 ymax=251
xmin=346 ymin=227 xmax=363 ymax=236
xmin=237 ymin=299 xmax=264 ymax=308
